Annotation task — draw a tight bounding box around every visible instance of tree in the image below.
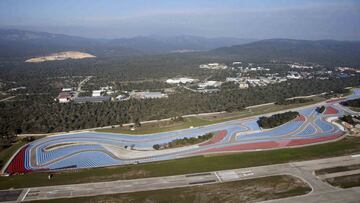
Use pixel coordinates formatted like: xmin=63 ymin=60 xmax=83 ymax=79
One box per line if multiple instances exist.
xmin=153 ymin=144 xmax=161 ymax=150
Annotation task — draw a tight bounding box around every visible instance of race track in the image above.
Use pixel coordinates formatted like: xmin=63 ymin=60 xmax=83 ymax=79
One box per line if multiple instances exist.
xmin=3 ymin=89 xmax=360 ymax=174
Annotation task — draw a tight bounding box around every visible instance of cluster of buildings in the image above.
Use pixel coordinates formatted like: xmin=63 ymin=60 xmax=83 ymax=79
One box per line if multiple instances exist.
xmin=289 ymin=63 xmax=314 ymax=69
xmin=55 ymin=62 xmax=360 ymax=104
xmin=336 ymin=66 xmax=360 ymax=73
xmin=57 ymin=88 xmax=75 ymax=103
xmin=226 ymin=74 xmax=289 ymax=89
xmin=57 ymin=85 xmax=168 ymax=104
xmin=229 ymin=61 xmax=270 ymax=72
xmin=236 ymin=66 xmax=270 ymax=73
xmin=197 ymin=81 xmax=222 ymax=89
xmin=92 ymin=86 xmax=115 ymax=97
xmin=199 ymin=63 xmax=227 ymax=70
xmin=57 ymin=86 xmax=112 ymax=104
xmin=286 ymin=71 xmax=302 ymax=79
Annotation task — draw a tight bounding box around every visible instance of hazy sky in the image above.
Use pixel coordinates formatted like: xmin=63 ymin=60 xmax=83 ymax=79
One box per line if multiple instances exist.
xmin=0 ymin=0 xmax=359 ymax=40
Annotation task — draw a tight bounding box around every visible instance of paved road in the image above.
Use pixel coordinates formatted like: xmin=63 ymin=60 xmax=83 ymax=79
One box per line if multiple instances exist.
xmin=74 ymin=75 xmax=93 ymax=98
xmin=2 ymin=154 xmax=360 ymax=202
xmin=0 ymin=96 xmax=16 ymax=102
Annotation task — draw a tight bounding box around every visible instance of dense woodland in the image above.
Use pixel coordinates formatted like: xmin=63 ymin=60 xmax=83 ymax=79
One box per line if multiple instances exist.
xmin=153 ymin=133 xmax=214 ymax=150
xmin=341 ymin=98 xmax=360 ymax=108
xmin=257 ymin=111 xmax=300 ymax=129
xmin=339 ymin=115 xmax=360 ymax=125
xmin=275 ymin=98 xmax=313 ymax=105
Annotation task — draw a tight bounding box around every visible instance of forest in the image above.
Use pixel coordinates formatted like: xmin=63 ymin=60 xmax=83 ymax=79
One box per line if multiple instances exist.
xmin=275 ymin=98 xmax=313 ymax=105
xmin=153 ymin=133 xmax=214 ymax=150
xmin=341 ymin=98 xmax=360 ymax=108
xmin=257 ymin=111 xmax=300 ymax=129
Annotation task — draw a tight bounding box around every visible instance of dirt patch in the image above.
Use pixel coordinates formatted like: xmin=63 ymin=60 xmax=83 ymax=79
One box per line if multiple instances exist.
xmin=25 ymin=51 xmax=95 ymax=63
xmin=120 ymin=169 xmax=150 ymax=179
xmin=326 ymin=173 xmax=360 ymax=188
xmin=315 ymin=164 xmax=360 ymax=176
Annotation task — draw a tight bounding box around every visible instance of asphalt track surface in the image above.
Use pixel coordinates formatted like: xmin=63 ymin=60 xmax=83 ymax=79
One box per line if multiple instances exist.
xmin=2 ymin=154 xmax=360 ymax=202
xmin=2 ymin=89 xmax=360 ymax=174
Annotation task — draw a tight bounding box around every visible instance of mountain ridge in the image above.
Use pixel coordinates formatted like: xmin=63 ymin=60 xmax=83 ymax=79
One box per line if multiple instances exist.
xmin=0 ymin=28 xmax=256 ymax=57
xmin=210 ymin=38 xmax=360 ymax=65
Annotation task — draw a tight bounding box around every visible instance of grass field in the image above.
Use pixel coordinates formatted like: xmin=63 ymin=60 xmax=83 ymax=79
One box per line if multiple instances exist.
xmin=28 ymin=175 xmax=311 ymax=203
xmin=1 ymin=136 xmax=360 ymax=190
xmin=96 ymin=117 xmax=215 ymax=134
xmin=96 ymin=96 xmax=325 ymax=135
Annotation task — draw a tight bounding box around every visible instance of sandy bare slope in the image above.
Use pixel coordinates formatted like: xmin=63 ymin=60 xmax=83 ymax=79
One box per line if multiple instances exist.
xmin=25 ymin=51 xmax=96 ymax=63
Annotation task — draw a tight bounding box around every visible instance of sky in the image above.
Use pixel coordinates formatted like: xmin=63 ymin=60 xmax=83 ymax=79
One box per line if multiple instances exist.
xmin=0 ymin=0 xmax=359 ymax=40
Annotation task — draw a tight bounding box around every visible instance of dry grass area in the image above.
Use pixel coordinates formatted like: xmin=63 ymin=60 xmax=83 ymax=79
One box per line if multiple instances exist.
xmin=30 ymin=175 xmax=311 ymax=203
xmin=315 ymin=164 xmax=360 ymax=176
xmin=97 ymin=117 xmax=210 ymax=134
xmin=326 ymin=174 xmax=360 ymax=188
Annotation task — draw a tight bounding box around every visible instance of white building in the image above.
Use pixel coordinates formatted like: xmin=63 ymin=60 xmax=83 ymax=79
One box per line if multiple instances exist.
xmin=199 ymin=63 xmax=227 ymax=70
xmin=166 ymin=77 xmax=195 ymax=84
xmin=100 ymin=86 xmax=113 ymax=91
xmin=239 ymin=82 xmax=249 ymax=89
xmin=92 ymin=90 xmax=105 ymax=97
xmin=130 ymin=91 xmax=168 ymax=99
xmin=116 ymin=94 xmax=129 ymax=101
xmin=289 ymin=63 xmax=313 ymax=69
xmin=287 ymin=71 xmax=302 ymax=79
xmin=57 ymin=92 xmax=74 ymax=103
xmin=198 ymin=81 xmax=222 ymax=88
xmin=226 ymin=77 xmax=241 ymax=83
xmin=61 ymin=87 xmax=73 ymax=92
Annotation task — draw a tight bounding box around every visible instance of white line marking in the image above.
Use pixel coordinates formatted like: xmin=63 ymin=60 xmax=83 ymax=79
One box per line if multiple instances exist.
xmin=214 ymin=172 xmax=222 ymax=182
xmin=21 ymin=188 xmax=30 ymax=202
xmin=351 ymin=154 xmax=360 ymax=158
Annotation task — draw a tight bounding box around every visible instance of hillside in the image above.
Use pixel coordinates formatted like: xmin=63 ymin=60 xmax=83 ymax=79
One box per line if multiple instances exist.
xmin=109 ymin=36 xmax=255 ymax=53
xmin=0 ymin=29 xmax=141 ymax=58
xmin=0 ymin=29 xmax=255 ymax=58
xmin=211 ymin=39 xmax=360 ymax=65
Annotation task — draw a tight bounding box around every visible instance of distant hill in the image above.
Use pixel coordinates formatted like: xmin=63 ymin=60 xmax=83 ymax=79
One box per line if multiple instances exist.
xmin=211 ymin=39 xmax=360 ymax=65
xmin=0 ymin=29 xmax=141 ymax=58
xmin=109 ymin=35 xmax=255 ymax=53
xmin=0 ymin=29 xmax=256 ymax=58
xmin=2 ymin=29 xmax=359 ymax=65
